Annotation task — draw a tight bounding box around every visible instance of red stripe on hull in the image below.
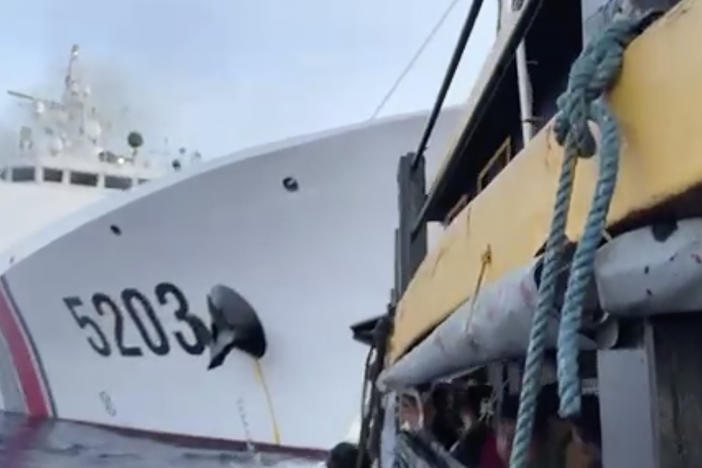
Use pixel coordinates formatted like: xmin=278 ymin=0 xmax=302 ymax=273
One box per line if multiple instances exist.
xmin=0 ymin=282 xmax=49 ymax=416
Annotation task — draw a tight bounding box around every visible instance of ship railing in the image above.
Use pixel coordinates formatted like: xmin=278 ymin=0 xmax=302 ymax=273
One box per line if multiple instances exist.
xmin=0 ymin=162 xmax=155 ymax=190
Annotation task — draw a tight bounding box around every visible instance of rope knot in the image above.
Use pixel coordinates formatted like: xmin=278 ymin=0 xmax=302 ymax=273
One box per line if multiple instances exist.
xmin=553 ymin=18 xmax=641 ymax=158
xmin=510 ymin=14 xmax=654 ymax=468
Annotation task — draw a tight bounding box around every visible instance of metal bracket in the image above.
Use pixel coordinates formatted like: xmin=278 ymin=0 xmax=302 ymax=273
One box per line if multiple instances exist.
xmin=598 ymin=314 xmax=702 ymax=468
xmin=396 ymin=152 xmax=427 ymax=295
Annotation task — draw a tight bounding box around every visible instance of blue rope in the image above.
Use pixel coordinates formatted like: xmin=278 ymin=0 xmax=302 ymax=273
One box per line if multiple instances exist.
xmin=556 ymin=98 xmax=620 ymax=418
xmin=509 ymin=18 xmax=643 ymax=468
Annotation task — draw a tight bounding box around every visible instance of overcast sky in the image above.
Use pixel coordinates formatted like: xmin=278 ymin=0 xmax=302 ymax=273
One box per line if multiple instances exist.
xmin=0 ymin=0 xmax=496 ymax=160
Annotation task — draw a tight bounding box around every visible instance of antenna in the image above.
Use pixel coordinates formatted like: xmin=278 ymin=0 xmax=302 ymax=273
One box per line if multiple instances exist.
xmin=65 ymin=44 xmax=80 ymax=90
xmin=7 ymin=90 xmax=36 ymax=101
xmin=7 ymin=90 xmax=63 ymax=111
xmin=127 ymin=131 xmax=144 ymax=158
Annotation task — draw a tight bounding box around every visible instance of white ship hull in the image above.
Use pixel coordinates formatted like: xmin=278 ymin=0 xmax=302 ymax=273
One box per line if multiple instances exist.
xmin=0 ymin=182 xmax=107 ymax=255
xmin=0 ymin=109 xmax=459 ymax=455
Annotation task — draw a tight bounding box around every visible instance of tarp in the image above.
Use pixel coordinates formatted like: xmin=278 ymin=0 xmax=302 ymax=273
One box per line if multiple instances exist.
xmin=378 ymin=260 xmax=560 ymax=391
xmin=381 ymin=219 xmax=702 ymax=391
xmin=595 ymin=218 xmax=702 ymax=316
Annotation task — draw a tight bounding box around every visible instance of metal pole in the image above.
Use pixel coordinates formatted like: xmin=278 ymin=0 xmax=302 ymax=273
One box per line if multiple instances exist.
xmin=515 ymin=41 xmax=534 ymax=142
xmin=411 ymin=0 xmax=484 ymax=170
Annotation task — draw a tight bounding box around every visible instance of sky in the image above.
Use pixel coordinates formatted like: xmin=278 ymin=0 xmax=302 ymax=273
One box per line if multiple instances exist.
xmin=0 ymin=0 xmax=497 ymax=160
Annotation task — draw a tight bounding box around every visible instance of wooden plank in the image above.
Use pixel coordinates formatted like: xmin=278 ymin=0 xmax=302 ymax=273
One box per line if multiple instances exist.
xmin=390 ymin=0 xmax=702 ymax=361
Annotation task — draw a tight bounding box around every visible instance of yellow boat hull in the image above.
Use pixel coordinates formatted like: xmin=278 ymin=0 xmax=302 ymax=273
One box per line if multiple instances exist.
xmin=391 ymin=0 xmax=702 ymax=362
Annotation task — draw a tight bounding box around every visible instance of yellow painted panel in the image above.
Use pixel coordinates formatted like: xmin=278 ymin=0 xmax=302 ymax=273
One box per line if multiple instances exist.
xmin=390 ymin=0 xmax=702 ymax=362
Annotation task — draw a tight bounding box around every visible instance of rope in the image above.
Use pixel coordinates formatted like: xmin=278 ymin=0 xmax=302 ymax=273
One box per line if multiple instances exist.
xmin=509 ymin=17 xmax=645 ymax=468
xmin=356 ymin=345 xmax=375 ymax=468
xmin=357 ymin=315 xmax=391 ymax=467
xmin=463 ymin=245 xmax=492 ymax=332
xmin=554 ymin=18 xmax=643 ymax=419
xmin=369 ymin=0 xmax=462 ymax=120
xmin=472 ymin=246 xmax=492 ymax=306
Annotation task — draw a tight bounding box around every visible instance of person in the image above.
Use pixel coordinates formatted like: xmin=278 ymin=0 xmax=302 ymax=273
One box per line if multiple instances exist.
xmin=450 ymin=385 xmax=502 ymax=468
xmin=496 ymin=385 xmax=569 ymax=468
xmin=326 ymin=442 xmax=369 ymax=468
xmin=397 ymin=388 xmax=436 ymax=433
xmin=566 ymin=395 xmax=602 ymax=468
xmin=430 ymin=383 xmax=463 ymax=449
xmin=495 ymin=395 xmax=521 ymax=466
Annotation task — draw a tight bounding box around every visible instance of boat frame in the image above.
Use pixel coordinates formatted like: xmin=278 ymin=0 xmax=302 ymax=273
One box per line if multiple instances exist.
xmin=357 ymin=1 xmax=702 ymax=466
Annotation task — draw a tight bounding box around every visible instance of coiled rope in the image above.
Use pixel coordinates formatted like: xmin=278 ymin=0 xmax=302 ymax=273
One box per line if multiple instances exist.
xmin=509 ymin=17 xmax=647 ymax=468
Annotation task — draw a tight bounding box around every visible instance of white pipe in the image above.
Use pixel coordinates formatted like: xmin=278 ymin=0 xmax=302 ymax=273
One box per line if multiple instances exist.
xmin=516 ymin=41 xmax=534 ymax=143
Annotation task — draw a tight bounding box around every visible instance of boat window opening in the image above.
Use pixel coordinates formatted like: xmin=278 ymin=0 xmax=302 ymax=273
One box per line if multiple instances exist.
xmin=0 ymin=168 xmax=6 ymax=180
xmin=137 ymin=178 xmax=149 ymax=185
xmin=444 ymin=195 xmax=469 ymax=226
xmin=12 ymin=166 xmax=36 ymax=182
xmin=477 ymin=137 xmax=512 ymax=192
xmin=522 ymin=0 xmax=583 ymax=134
xmin=419 ymin=0 xmax=584 ymax=227
xmin=461 ymin=62 xmax=522 ymax=203
xmin=465 ymin=0 xmax=581 ymax=199
xmin=43 ymin=167 xmax=63 ymax=183
xmin=70 ymin=171 xmax=98 ymax=186
xmin=105 ymin=175 xmax=133 ymax=190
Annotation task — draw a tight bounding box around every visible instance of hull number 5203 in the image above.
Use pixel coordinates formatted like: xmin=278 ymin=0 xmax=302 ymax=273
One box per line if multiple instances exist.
xmin=63 ymin=282 xmax=207 ymax=357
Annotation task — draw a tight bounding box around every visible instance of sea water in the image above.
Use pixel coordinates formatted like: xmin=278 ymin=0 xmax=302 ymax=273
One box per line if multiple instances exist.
xmin=0 ymin=411 xmax=322 ymax=468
